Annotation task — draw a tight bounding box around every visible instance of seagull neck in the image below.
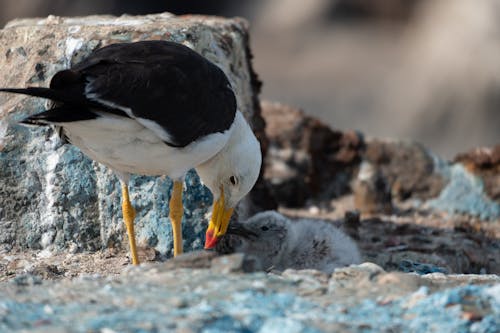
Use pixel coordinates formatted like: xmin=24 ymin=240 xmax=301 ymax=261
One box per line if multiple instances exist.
xmin=194 ymin=111 xmax=253 ymax=195
xmin=205 ymin=111 xmax=251 ymax=160
xmin=224 ymin=111 xmax=250 ymax=148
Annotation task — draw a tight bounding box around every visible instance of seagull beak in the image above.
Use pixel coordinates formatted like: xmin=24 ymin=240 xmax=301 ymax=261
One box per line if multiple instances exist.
xmin=205 ymin=188 xmax=234 ymax=249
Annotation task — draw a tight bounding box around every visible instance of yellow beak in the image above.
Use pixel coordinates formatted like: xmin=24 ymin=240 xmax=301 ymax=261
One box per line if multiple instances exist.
xmin=204 ymin=188 xmax=234 ymax=249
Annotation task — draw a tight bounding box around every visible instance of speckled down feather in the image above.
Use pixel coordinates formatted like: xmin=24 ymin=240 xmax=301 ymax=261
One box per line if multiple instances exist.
xmin=217 ymin=211 xmax=362 ymax=273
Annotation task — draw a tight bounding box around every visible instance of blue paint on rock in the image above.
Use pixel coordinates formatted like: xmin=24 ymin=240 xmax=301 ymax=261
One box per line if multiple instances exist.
xmin=0 ymin=116 xmax=214 ymax=255
xmin=0 ymin=284 xmax=498 ymax=332
xmin=427 ymin=164 xmax=500 ymax=221
xmin=128 ymin=170 xmax=212 ymax=256
xmin=326 ymin=285 xmax=499 ymax=333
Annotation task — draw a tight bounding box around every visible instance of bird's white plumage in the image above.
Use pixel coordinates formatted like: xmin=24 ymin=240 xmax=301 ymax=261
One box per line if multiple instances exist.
xmin=62 ymin=111 xmax=236 ymax=179
xmin=60 ymin=109 xmax=261 ymax=205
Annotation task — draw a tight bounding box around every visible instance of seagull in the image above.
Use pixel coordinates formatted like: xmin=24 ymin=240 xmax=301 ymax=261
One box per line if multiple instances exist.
xmin=216 ymin=211 xmax=362 ymax=273
xmin=0 ymin=40 xmax=262 ymax=264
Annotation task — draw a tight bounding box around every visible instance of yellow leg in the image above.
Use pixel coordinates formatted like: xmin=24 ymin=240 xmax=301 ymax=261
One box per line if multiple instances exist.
xmin=169 ymin=180 xmax=184 ymax=256
xmin=121 ymin=182 xmax=139 ymax=265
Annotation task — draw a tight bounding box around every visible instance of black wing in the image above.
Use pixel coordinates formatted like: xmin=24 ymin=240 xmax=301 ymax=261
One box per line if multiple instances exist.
xmin=75 ymin=41 xmax=237 ymax=147
xmin=2 ymin=40 xmax=237 ymax=147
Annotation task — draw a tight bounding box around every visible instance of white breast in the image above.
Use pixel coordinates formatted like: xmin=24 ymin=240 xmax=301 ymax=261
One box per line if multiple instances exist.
xmin=62 ymin=114 xmax=231 ymax=179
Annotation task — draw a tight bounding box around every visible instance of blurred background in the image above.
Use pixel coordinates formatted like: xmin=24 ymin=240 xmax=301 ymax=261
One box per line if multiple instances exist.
xmin=1 ymin=0 xmax=499 ymax=158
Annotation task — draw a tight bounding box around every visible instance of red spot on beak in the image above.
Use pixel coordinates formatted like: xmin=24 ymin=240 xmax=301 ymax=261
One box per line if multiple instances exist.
xmin=204 ymin=229 xmax=220 ymax=249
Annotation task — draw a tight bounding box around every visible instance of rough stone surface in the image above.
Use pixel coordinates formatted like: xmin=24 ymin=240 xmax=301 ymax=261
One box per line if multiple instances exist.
xmin=262 ymin=101 xmax=364 ymax=207
xmin=0 ymin=258 xmax=498 ymax=333
xmin=261 ymin=100 xmax=498 ymax=221
xmin=363 ymin=139 xmax=446 ymax=201
xmin=0 ymin=13 xmax=260 ymax=255
xmin=352 ymin=161 xmax=393 ymax=215
xmin=427 ymin=164 xmax=500 ymax=221
xmin=360 ymin=141 xmax=499 ymax=220
xmin=455 ymin=145 xmax=500 ymax=201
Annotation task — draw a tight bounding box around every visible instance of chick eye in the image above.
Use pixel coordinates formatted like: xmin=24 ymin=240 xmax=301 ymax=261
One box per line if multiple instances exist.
xmin=261 ymin=226 xmax=269 ymax=231
xmin=229 ymin=176 xmax=238 ymax=186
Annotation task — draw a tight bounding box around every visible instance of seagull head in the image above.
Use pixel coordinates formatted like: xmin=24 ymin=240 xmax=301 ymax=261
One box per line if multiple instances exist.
xmin=196 ymin=112 xmax=262 ymax=249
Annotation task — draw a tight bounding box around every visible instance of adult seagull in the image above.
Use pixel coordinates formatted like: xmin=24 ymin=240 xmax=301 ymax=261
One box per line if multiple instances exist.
xmin=0 ymin=40 xmax=262 ymax=264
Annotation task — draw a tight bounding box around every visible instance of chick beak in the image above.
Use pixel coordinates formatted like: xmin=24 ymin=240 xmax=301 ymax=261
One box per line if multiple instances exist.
xmin=227 ymin=223 xmax=258 ymax=239
xmin=204 ymin=188 xmax=234 ymax=249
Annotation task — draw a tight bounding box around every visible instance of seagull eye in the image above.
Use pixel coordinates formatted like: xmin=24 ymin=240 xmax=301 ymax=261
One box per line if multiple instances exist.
xmin=229 ymin=176 xmax=238 ymax=186
xmin=261 ymin=226 xmax=269 ymax=231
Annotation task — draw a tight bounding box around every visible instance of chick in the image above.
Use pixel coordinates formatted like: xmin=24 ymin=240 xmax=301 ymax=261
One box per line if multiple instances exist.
xmin=216 ymin=211 xmax=362 ymax=273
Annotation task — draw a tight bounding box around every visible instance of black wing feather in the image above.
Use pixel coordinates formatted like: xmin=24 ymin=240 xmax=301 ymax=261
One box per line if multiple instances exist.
xmin=20 ymin=105 xmax=98 ymax=125
xmin=0 ymin=87 xmax=85 ymax=105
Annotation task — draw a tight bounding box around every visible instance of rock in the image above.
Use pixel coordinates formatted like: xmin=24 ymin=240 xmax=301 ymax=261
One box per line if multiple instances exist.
xmin=0 ymin=13 xmax=262 ymax=255
xmin=454 ymin=145 xmax=500 ymax=201
xmin=161 ymin=250 xmax=217 ymax=270
xmin=136 ymin=251 xmax=261 ymax=274
xmin=260 ymin=101 xmax=497 ymax=222
xmin=353 ymin=161 xmax=393 ymax=214
xmin=2 ymin=263 xmax=497 ymax=332
xmin=29 ymin=263 xmax=65 ymax=279
xmin=426 ymin=164 xmax=500 ymax=221
xmin=210 ymin=253 xmax=262 ymax=273
xmin=357 ymin=140 xmax=500 ymax=220
xmin=360 ymin=139 xmax=499 ymax=220
xmin=364 ymin=139 xmax=446 ymax=201
xmin=281 ymin=269 xmax=329 ymax=297
xmin=261 ymin=101 xmax=364 ymax=207
xmin=421 ymin=273 xmax=500 ymax=287
xmin=331 ymin=262 xmax=386 ymax=283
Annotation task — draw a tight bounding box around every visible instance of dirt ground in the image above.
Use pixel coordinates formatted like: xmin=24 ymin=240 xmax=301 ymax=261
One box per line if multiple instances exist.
xmin=1 ymin=193 xmax=498 ymax=284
